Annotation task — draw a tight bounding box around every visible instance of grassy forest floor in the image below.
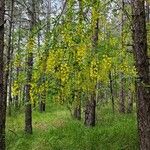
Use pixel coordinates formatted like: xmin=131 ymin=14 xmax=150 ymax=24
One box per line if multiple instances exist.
xmin=6 ymin=104 xmax=138 ymax=150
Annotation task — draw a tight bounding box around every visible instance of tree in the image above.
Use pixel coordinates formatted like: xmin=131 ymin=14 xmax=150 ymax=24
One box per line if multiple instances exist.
xmin=84 ymin=0 xmax=99 ymax=127
xmin=6 ymin=0 xmax=15 ymax=116
xmin=119 ymin=0 xmax=126 ymax=114
xmin=132 ymin=0 xmax=150 ymax=149
xmin=73 ymin=0 xmax=83 ymax=120
xmin=0 ymin=0 xmax=6 ymax=149
xmin=25 ymin=0 xmax=36 ymax=134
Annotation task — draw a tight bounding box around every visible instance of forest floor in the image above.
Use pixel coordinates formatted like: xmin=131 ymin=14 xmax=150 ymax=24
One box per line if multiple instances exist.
xmin=6 ymin=104 xmax=138 ymax=150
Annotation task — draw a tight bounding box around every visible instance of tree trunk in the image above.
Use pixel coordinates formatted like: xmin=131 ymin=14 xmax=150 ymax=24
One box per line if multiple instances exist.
xmin=39 ymin=90 xmax=46 ymax=112
xmin=84 ymin=0 xmax=99 ymax=126
xmin=39 ymin=101 xmax=45 ymax=112
xmin=7 ymin=0 xmax=14 ymax=116
xmin=119 ymin=76 xmax=126 ymax=113
xmin=8 ymin=64 xmax=13 ymax=116
xmin=119 ymin=0 xmax=126 ymax=114
xmin=146 ymin=1 xmax=150 ymax=22
xmin=73 ymin=91 xmax=81 ymax=120
xmin=84 ymin=93 xmax=96 ymax=126
xmin=25 ymin=0 xmax=36 ymax=134
xmin=15 ymin=67 xmax=19 ymax=109
xmin=0 ymin=0 xmax=5 ymax=149
xmin=132 ymin=0 xmax=150 ymax=149
xmin=127 ymin=91 xmax=133 ymax=113
xmin=73 ymin=0 xmax=83 ymax=120
xmin=73 ymin=106 xmax=81 ymax=120
xmin=25 ymin=51 xmax=33 ymax=134
xmin=109 ymin=72 xmax=115 ymax=113
xmin=15 ymin=13 xmax=21 ymax=109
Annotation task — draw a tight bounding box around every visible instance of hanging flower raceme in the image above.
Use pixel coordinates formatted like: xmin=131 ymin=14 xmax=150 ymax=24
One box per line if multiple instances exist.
xmin=98 ymin=55 xmax=112 ymax=82
xmin=12 ymin=80 xmax=19 ymax=97
xmin=46 ymin=51 xmax=56 ymax=73
xmin=60 ymin=63 xmax=70 ymax=83
xmin=90 ymin=59 xmax=98 ymax=80
xmin=76 ymin=44 xmax=87 ymax=64
xmin=120 ymin=62 xmax=137 ymax=77
xmin=26 ymin=37 xmax=35 ymax=53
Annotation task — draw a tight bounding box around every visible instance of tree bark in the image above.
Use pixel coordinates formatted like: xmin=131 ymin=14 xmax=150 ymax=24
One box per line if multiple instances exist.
xmin=73 ymin=106 xmax=81 ymax=120
xmin=127 ymin=90 xmax=133 ymax=113
xmin=119 ymin=0 xmax=126 ymax=114
xmin=7 ymin=0 xmax=14 ymax=116
xmin=84 ymin=93 xmax=96 ymax=126
xmin=0 ymin=0 xmax=6 ymax=149
xmin=39 ymin=87 xmax=46 ymax=112
xmin=132 ymin=0 xmax=150 ymax=149
xmin=119 ymin=76 xmax=126 ymax=113
xmin=109 ymin=72 xmax=115 ymax=113
xmin=25 ymin=51 xmax=33 ymax=134
xmin=73 ymin=91 xmax=81 ymax=120
xmin=73 ymin=0 xmax=83 ymax=120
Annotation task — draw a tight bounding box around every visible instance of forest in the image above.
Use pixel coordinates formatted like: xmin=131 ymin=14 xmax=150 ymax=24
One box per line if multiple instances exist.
xmin=0 ymin=0 xmax=150 ymax=150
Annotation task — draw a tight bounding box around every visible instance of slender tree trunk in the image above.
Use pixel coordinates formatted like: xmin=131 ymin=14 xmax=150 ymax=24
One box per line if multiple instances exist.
xmin=109 ymin=72 xmax=115 ymax=113
xmin=146 ymin=1 xmax=149 ymax=22
xmin=119 ymin=0 xmax=126 ymax=114
xmin=16 ymin=16 xmax=23 ymax=107
xmin=73 ymin=91 xmax=81 ymax=120
xmin=39 ymin=85 xmax=46 ymax=112
xmin=4 ymin=0 xmax=14 ymax=106
xmin=84 ymin=0 xmax=99 ymax=126
xmin=0 ymin=0 xmax=6 ymax=149
xmin=73 ymin=106 xmax=81 ymax=120
xmin=127 ymin=90 xmax=133 ymax=113
xmin=119 ymin=76 xmax=126 ymax=113
xmin=25 ymin=0 xmax=36 ymax=134
xmin=38 ymin=0 xmax=52 ymax=112
xmin=8 ymin=63 xmax=13 ymax=116
xmin=46 ymin=0 xmax=51 ymax=32
xmin=132 ymin=0 xmax=150 ymax=149
xmin=14 ymin=67 xmax=19 ymax=109
xmin=39 ymin=101 xmax=45 ymax=112
xmin=8 ymin=25 xmax=14 ymax=116
xmin=73 ymin=0 xmax=84 ymax=120
xmin=25 ymin=48 xmax=33 ymax=133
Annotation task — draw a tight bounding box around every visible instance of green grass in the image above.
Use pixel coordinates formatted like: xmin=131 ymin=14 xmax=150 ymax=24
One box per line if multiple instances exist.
xmin=6 ymin=104 xmax=139 ymax=150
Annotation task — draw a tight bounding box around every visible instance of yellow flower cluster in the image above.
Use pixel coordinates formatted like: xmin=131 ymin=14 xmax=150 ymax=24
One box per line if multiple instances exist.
xmin=13 ymin=54 xmax=21 ymax=68
xmin=12 ymin=80 xmax=19 ymax=96
xmin=55 ymin=49 xmax=64 ymax=59
xmin=98 ymin=55 xmax=112 ymax=82
xmin=76 ymin=44 xmax=86 ymax=63
xmin=120 ymin=62 xmax=137 ymax=77
xmin=101 ymin=55 xmax=112 ymax=70
xmin=120 ymin=62 xmax=128 ymax=72
xmin=90 ymin=59 xmax=98 ymax=80
xmin=27 ymin=37 xmax=35 ymax=53
xmin=46 ymin=52 xmax=56 ymax=73
xmin=30 ymin=83 xmax=37 ymax=104
xmin=60 ymin=63 xmax=70 ymax=83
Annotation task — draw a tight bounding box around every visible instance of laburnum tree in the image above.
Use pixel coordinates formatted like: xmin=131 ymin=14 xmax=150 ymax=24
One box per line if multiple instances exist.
xmin=45 ymin=0 xmax=136 ymax=127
